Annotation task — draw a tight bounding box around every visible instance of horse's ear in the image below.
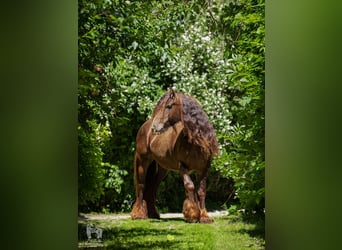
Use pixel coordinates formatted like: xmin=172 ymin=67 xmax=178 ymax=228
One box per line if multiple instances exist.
xmin=168 ymin=87 xmax=175 ymax=99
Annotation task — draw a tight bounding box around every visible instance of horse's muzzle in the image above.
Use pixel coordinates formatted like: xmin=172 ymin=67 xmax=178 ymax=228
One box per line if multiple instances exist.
xmin=151 ymin=127 xmax=162 ymax=135
xmin=151 ymin=124 xmax=164 ymax=135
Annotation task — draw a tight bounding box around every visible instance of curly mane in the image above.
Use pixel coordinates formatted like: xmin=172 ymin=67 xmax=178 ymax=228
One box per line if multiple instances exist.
xmin=179 ymin=93 xmax=219 ymax=157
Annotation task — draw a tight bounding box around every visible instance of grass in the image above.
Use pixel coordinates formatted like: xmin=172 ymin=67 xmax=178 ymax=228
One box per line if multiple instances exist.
xmin=78 ymin=214 xmax=265 ymax=250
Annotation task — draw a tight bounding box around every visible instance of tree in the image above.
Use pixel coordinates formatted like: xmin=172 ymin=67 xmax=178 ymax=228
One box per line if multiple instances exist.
xmin=78 ymin=0 xmax=264 ymax=215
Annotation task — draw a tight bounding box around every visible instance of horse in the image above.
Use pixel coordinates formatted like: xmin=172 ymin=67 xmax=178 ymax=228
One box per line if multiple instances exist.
xmin=131 ymin=88 xmax=219 ymax=223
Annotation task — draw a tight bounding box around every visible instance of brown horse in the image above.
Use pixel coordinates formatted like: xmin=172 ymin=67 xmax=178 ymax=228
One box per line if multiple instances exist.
xmin=131 ymin=88 xmax=219 ymax=223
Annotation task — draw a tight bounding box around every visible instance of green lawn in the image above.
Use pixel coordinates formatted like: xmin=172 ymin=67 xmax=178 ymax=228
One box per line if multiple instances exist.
xmin=78 ymin=215 xmax=265 ymax=249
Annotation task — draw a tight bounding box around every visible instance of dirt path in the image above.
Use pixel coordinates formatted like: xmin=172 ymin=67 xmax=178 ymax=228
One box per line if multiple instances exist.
xmin=79 ymin=210 xmax=228 ymax=221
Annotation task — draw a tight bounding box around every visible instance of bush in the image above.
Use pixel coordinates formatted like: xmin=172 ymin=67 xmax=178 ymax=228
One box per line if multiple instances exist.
xmin=78 ymin=0 xmax=264 ymax=215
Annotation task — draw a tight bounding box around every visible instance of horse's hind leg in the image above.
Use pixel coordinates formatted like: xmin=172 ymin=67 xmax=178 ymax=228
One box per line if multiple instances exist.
xmin=197 ymin=167 xmax=213 ymax=223
xmin=144 ymin=163 xmax=168 ymax=219
xmin=131 ymin=154 xmax=150 ymax=220
xmin=180 ymin=165 xmax=200 ymax=223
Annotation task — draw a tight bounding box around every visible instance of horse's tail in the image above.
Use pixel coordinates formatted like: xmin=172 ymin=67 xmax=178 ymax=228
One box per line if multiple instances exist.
xmin=133 ymin=152 xmax=148 ymax=196
xmin=134 ymin=153 xmax=158 ymax=196
xmin=133 ymin=152 xmax=138 ymax=196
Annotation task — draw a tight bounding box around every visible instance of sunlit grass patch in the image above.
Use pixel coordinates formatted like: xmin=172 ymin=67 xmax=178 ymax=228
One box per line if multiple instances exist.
xmin=78 ymin=214 xmax=264 ymax=249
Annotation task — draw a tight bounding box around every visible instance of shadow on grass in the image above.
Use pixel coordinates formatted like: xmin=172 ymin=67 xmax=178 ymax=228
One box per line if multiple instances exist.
xmin=239 ymin=218 xmax=265 ymax=240
xmin=215 ymin=215 xmax=265 ymax=240
xmin=105 ymin=227 xmax=183 ymax=250
xmin=78 ymin=222 xmax=185 ymax=250
xmin=154 ymin=217 xmax=185 ymax=223
xmin=228 ymin=215 xmax=265 ymax=240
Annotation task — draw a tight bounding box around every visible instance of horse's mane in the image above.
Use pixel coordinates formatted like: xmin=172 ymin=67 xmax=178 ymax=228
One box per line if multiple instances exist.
xmin=178 ymin=93 xmax=219 ymax=157
xmin=152 ymin=90 xmax=219 ymax=157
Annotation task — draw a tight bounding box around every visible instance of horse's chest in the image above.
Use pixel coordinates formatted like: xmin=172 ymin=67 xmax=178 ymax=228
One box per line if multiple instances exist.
xmin=149 ymin=134 xmax=174 ymax=158
xmin=148 ymin=122 xmax=183 ymax=164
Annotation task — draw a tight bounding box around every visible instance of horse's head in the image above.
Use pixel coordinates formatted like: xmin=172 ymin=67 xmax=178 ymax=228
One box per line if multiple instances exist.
xmin=151 ymin=88 xmax=183 ymax=134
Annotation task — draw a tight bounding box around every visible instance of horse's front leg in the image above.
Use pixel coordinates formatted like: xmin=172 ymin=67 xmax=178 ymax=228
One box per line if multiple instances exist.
xmin=197 ymin=167 xmax=213 ymax=223
xmin=180 ymin=164 xmax=200 ymax=223
xmin=131 ymin=154 xmax=149 ymax=220
xmin=144 ymin=163 xmax=169 ymax=219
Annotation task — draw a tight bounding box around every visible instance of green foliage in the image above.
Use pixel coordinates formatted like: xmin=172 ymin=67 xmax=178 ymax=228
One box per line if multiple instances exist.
xmin=78 ymin=120 xmax=108 ymax=207
xmin=215 ymin=0 xmax=265 ymax=213
xmin=78 ymin=0 xmax=264 ymax=215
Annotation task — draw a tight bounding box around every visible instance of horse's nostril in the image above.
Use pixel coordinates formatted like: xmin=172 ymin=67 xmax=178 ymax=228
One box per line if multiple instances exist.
xmin=151 ymin=125 xmax=162 ymax=134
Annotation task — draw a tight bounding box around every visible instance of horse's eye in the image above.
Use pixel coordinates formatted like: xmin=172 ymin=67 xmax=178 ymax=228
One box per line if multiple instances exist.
xmin=166 ymin=104 xmax=172 ymax=109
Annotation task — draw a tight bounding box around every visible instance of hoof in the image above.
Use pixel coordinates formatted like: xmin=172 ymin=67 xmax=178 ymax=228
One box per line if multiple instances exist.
xmin=182 ymin=199 xmax=200 ymax=223
xmin=199 ymin=209 xmax=214 ymax=223
xmin=147 ymin=208 xmax=160 ymax=219
xmin=199 ymin=216 xmax=214 ymax=223
xmin=131 ymin=200 xmax=148 ymax=220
